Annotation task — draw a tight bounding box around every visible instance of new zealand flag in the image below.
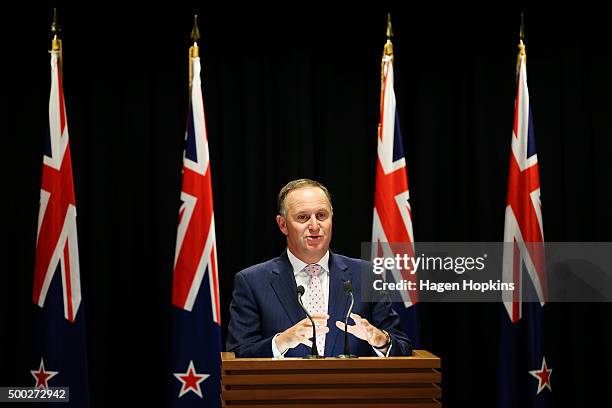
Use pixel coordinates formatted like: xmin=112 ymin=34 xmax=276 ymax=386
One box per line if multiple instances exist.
xmin=169 ymin=42 xmax=221 ymax=407
xmin=499 ymin=39 xmax=552 ymax=408
xmin=371 ymin=28 xmax=420 ymax=347
xmin=31 ymin=45 xmax=90 ymax=406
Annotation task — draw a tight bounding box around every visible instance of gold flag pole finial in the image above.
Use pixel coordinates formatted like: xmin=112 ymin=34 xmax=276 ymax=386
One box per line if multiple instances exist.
xmin=379 ymin=13 xmax=394 ymax=138
xmin=384 ymin=13 xmax=393 ymax=57
xmin=189 ymin=14 xmax=201 ymax=88
xmin=516 ymin=12 xmax=526 ymax=76
xmin=191 ymin=15 xmax=201 ymax=45
xmin=381 ymin=13 xmax=394 ymax=85
xmin=50 ymin=8 xmax=63 ymax=69
xmin=50 ymin=8 xmax=62 ymax=51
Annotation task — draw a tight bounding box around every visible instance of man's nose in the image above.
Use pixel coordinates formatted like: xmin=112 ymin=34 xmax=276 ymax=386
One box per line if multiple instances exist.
xmin=307 ymin=214 xmax=319 ymax=229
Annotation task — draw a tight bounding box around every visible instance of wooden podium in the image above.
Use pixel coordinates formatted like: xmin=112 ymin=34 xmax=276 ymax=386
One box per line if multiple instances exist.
xmin=221 ymin=350 xmax=441 ymax=407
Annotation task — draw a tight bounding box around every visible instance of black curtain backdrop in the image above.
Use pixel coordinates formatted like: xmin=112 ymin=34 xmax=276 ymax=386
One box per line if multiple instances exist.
xmin=2 ymin=3 xmax=611 ymax=407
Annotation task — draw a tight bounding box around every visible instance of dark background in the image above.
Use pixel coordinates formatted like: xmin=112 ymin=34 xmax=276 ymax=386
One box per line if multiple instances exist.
xmin=2 ymin=2 xmax=611 ymax=406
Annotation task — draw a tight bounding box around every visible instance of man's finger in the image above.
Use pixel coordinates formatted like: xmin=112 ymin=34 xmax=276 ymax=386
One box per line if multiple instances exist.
xmin=299 ymin=338 xmax=313 ymax=348
xmin=299 ymin=318 xmax=328 ymax=328
xmin=300 ymin=314 xmax=328 ymax=326
xmin=350 ymin=313 xmax=370 ymax=328
xmin=350 ymin=314 xmax=365 ymax=327
xmin=299 ymin=318 xmax=326 ymax=327
xmin=335 ymin=321 xmax=360 ymax=336
xmin=305 ymin=326 xmax=329 ymax=335
xmin=335 ymin=320 xmax=349 ymax=331
xmin=300 ymin=324 xmax=329 ymax=335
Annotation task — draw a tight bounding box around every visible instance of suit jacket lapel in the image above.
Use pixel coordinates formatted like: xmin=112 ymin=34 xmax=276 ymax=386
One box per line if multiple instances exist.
xmin=270 ymin=251 xmax=304 ymax=326
xmin=326 ymin=251 xmax=350 ymax=356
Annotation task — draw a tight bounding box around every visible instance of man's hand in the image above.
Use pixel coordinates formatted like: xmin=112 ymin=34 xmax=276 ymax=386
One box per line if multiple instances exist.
xmin=275 ymin=313 xmax=329 ymax=353
xmin=335 ymin=313 xmax=389 ymax=350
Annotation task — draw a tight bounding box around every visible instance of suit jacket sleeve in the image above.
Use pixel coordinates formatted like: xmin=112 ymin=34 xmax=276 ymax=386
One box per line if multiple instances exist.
xmin=226 ymin=271 xmax=275 ymax=357
xmin=368 ymin=273 xmax=414 ymax=356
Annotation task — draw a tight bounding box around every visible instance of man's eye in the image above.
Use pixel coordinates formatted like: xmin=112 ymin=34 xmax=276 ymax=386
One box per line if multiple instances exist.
xmin=316 ymin=212 xmax=328 ymax=221
xmin=296 ymin=215 xmax=308 ymax=222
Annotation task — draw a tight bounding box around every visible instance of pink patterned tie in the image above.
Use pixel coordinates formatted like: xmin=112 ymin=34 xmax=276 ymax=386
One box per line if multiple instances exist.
xmin=303 ymin=264 xmax=326 ymax=355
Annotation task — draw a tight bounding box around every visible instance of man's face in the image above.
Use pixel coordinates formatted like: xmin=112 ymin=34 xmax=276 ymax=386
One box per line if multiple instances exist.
xmin=276 ymin=187 xmax=333 ymax=264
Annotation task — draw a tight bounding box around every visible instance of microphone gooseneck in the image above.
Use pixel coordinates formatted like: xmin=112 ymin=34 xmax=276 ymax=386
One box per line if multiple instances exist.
xmin=296 ymin=285 xmax=324 ymax=359
xmin=337 ymin=281 xmax=357 ymax=358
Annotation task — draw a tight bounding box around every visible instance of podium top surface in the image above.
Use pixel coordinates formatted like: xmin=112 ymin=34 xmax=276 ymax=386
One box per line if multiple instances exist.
xmin=221 ymin=350 xmax=440 ymax=369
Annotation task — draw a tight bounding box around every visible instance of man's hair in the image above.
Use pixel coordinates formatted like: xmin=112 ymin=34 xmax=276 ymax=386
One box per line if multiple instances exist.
xmin=277 ymin=178 xmax=333 ymax=217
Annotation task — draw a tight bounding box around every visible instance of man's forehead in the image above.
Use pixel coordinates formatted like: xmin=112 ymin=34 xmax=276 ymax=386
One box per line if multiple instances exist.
xmin=286 ymin=188 xmax=331 ymax=210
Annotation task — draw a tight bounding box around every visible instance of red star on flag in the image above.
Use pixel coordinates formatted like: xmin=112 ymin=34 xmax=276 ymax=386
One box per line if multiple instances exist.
xmin=529 ymin=356 xmax=552 ymax=394
xmin=173 ymin=360 xmax=210 ymax=398
xmin=30 ymin=358 xmax=59 ymax=389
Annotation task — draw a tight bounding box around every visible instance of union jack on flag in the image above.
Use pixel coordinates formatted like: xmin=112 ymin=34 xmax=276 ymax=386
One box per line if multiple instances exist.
xmin=499 ymin=35 xmax=552 ymax=408
xmin=169 ymin=39 xmax=221 ymax=408
xmin=31 ymin=36 xmax=90 ymax=406
xmin=34 ymin=47 xmax=81 ymax=325
xmin=371 ymin=24 xmax=419 ymax=346
xmin=502 ymin=42 xmax=547 ymax=320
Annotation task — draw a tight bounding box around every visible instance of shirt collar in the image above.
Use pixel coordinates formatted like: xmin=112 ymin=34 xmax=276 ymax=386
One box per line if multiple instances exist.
xmin=286 ymin=248 xmax=330 ymax=277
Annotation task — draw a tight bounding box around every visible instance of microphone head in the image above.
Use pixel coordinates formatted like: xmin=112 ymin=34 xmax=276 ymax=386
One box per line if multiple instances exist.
xmin=296 ymin=285 xmax=305 ymax=296
xmin=343 ymin=280 xmax=353 ymax=294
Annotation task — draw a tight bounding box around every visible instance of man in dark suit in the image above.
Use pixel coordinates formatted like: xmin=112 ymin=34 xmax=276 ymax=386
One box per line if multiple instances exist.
xmin=226 ymin=179 xmax=413 ymax=357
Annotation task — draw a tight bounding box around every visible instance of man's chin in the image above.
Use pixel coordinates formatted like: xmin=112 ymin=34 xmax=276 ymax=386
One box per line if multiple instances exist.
xmin=305 ymin=243 xmax=330 ymax=258
xmin=305 ymin=245 xmax=323 ymax=253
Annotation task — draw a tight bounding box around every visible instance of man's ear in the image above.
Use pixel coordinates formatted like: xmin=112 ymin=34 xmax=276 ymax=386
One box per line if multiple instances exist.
xmin=276 ymin=215 xmax=288 ymax=236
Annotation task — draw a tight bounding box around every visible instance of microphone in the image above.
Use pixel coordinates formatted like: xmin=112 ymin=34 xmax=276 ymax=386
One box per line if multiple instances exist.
xmin=337 ymin=280 xmax=357 ymax=358
xmin=296 ymin=285 xmax=324 ymax=359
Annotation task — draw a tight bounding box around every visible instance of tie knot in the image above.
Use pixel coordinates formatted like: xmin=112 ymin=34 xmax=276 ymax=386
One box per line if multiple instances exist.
xmin=304 ymin=264 xmax=323 ymax=277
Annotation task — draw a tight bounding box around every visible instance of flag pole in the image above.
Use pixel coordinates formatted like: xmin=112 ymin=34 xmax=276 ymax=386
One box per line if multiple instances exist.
xmin=384 ymin=13 xmax=393 ymax=55
xmin=379 ymin=13 xmax=394 ymax=138
xmin=50 ymin=8 xmax=62 ymax=68
xmin=189 ymin=14 xmax=200 ymax=90
xmin=382 ymin=13 xmax=393 ymax=82
xmin=516 ymin=12 xmax=526 ymax=77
